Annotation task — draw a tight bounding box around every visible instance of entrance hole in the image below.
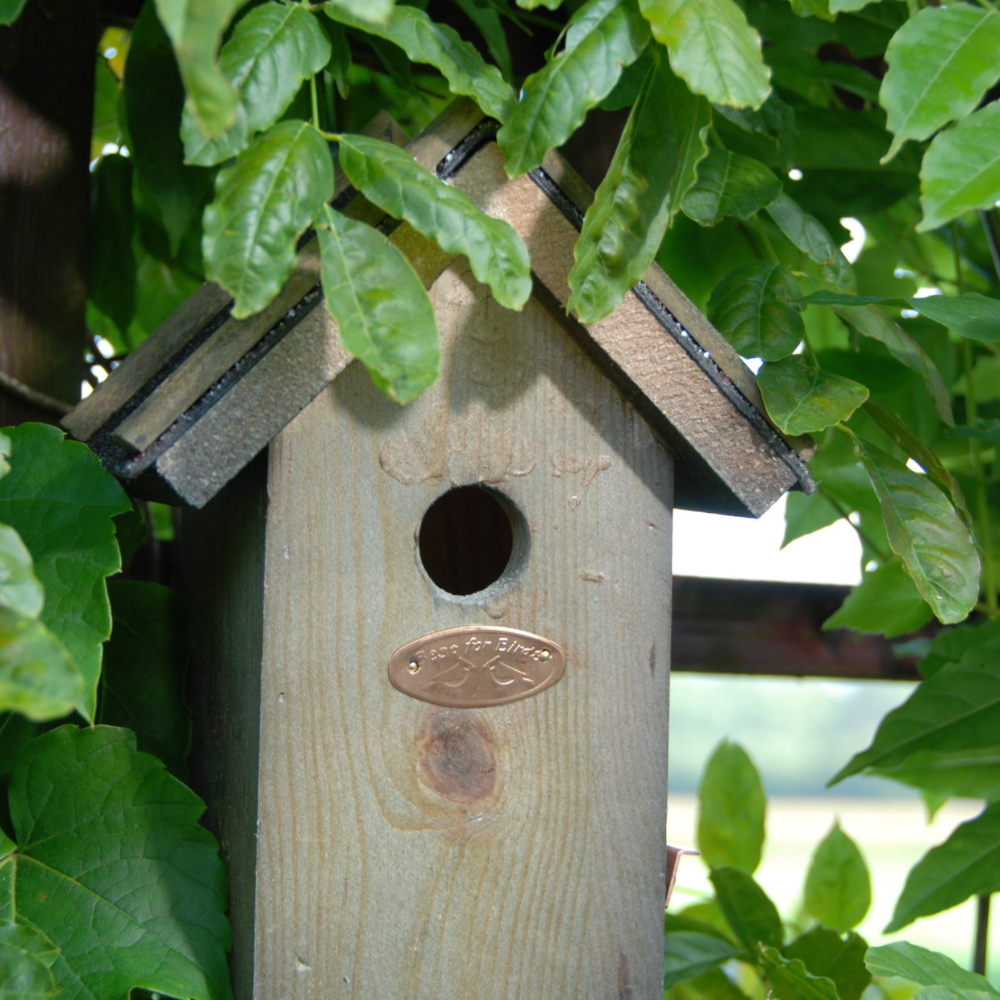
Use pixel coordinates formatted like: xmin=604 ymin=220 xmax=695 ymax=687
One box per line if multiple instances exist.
xmin=418 ymin=486 xmax=521 ymax=596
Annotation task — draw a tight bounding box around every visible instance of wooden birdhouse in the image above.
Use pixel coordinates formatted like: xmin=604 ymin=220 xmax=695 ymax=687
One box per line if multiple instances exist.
xmin=64 ymin=101 xmax=811 ymax=999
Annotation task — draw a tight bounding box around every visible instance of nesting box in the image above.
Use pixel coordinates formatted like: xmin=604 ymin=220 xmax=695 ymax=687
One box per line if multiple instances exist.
xmin=65 ymin=102 xmax=811 ymax=999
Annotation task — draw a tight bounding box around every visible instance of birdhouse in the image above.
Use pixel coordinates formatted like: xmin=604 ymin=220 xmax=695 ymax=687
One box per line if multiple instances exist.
xmin=64 ymin=101 xmax=811 ymax=1000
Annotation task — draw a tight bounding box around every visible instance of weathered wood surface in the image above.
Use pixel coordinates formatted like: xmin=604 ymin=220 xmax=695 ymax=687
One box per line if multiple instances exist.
xmin=66 ymin=99 xmax=809 ymax=516
xmin=181 ymin=456 xmax=269 ymax=1000
xmin=444 ymin=141 xmax=806 ymax=517
xmin=198 ymin=264 xmax=674 ymax=998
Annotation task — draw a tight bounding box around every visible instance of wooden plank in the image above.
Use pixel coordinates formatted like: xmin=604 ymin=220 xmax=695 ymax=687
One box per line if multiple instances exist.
xmin=69 ymin=103 xmax=479 ymax=468
xmin=180 ymin=454 xmax=268 ymax=1000
xmin=250 ymin=263 xmax=674 ymax=998
xmin=672 ymin=576 xmax=925 ymax=681
xmin=65 ymin=112 xmax=408 ymax=445
xmin=537 ymin=151 xmax=764 ymax=417
xmin=124 ymin=223 xmax=453 ymax=506
xmin=539 ymin=140 xmax=813 ymax=461
xmin=150 ymin=287 xmax=352 ymax=507
xmin=114 ymin=270 xmax=319 ymax=453
xmin=446 ymin=142 xmax=804 ymax=517
xmin=63 ymin=282 xmax=233 ymax=442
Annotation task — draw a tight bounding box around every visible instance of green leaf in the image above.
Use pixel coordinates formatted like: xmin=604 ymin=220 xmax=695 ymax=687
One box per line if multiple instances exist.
xmin=0 ymin=0 xmax=28 ymax=25
xmin=802 ymin=823 xmax=871 ymax=932
xmin=782 ymin=490 xmax=844 ymax=548
xmin=766 ymin=192 xmax=855 ymax=292
xmin=325 ymin=5 xmax=515 ymax=123
xmin=0 ymin=920 xmax=58 ymax=998
xmin=921 ymin=621 xmax=1000 ymax=679
xmin=784 ymin=929 xmax=870 ymax=1000
xmin=0 ymin=725 xmax=231 ymax=1000
xmin=497 ymin=0 xmax=649 ymax=176
xmin=800 ymin=290 xmax=1000 ymax=346
xmin=324 ymin=18 xmax=352 ymax=99
xmin=0 ymin=609 xmax=83 ymax=722
xmin=96 ymin=581 xmax=191 ymax=779
xmin=707 ymin=263 xmax=804 ymax=361
xmin=757 ymin=357 xmax=868 ymax=435
xmin=875 ymin=746 xmax=1000 ymax=803
xmin=325 ymin=0 xmax=394 ymax=23
xmin=866 ymin=941 xmax=1000 ymax=994
xmin=0 ymin=425 xmax=130 ymax=721
xmin=639 ymin=0 xmax=770 ymax=109
xmin=336 ymin=133 xmax=531 ymax=310
xmin=910 ymin=292 xmax=1000 ymax=343
xmin=886 ymin=801 xmax=1000 ymax=932
xmin=920 ymin=102 xmax=1000 ymax=233
xmin=697 ymin=740 xmax=766 ymax=874
xmin=182 ymin=2 xmax=332 ymax=166
xmin=317 ymin=205 xmax=440 ymax=403
xmin=915 ymin=988 xmax=999 ymax=1000
xmin=711 ymin=867 xmax=784 ymax=953
xmin=832 ymin=305 xmax=953 ymax=425
xmin=675 ymin=966 xmax=754 ymax=1000
xmin=0 ymin=432 xmax=10 ymax=478
xmin=92 ymin=56 xmax=123 ymax=160
xmin=785 ymin=0 xmax=832 ymax=22
xmin=202 ymin=120 xmax=334 ymax=318
xmin=124 ymin=2 xmax=214 ymax=257
xmin=88 ymin=154 xmax=136 ymax=339
xmin=454 ymin=0 xmax=513 ymax=83
xmin=682 ymin=150 xmax=781 ymax=227
xmin=863 ymin=399 xmax=972 ymax=533
xmin=830 ymin=0 xmax=885 ymax=11
xmin=0 ymin=525 xmax=42 ymax=620
xmin=879 ymin=5 xmax=1000 ymax=163
xmin=663 ymin=931 xmax=741 ymax=990
xmin=851 ymin=437 xmax=979 ymax=624
xmin=153 ymin=0 xmax=245 ymax=138
xmin=823 ymin=562 xmax=932 ymax=638
xmin=760 ymin=945 xmax=841 ymax=1000
xmin=830 ymin=650 xmax=1000 ymax=784
xmin=567 ymin=53 xmax=710 ymax=323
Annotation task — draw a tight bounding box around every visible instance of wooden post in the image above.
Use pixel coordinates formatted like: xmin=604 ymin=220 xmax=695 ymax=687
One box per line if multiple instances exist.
xmin=186 ymin=264 xmax=674 ymax=998
xmin=0 ymin=0 xmax=94 ymax=425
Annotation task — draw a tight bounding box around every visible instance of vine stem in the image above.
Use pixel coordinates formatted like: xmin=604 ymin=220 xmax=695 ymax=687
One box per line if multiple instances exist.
xmin=309 ymin=73 xmax=321 ymax=132
xmin=952 ymin=225 xmax=998 ymax=616
xmin=750 ymin=216 xmax=780 ymax=264
xmin=819 ymin=480 xmax=891 ymax=565
xmin=0 ymin=369 xmax=73 ymax=415
xmin=973 ymin=894 xmax=991 ymax=975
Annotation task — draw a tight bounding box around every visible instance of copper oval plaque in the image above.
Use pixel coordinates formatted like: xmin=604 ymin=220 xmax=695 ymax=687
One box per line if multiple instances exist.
xmin=388 ymin=626 xmax=565 ymax=708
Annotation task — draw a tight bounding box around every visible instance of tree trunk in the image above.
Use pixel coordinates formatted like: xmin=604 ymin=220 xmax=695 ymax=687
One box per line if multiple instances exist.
xmin=0 ymin=0 xmax=97 ymax=426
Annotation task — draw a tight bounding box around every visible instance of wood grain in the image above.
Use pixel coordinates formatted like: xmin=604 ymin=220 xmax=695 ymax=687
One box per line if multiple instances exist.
xmin=447 ymin=142 xmax=802 ymax=516
xmin=248 ymin=265 xmax=674 ymax=998
xmin=180 ymin=455 xmax=268 ymax=1000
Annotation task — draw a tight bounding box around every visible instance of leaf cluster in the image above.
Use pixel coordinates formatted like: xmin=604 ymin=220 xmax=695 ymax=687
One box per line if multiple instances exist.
xmin=85 ymin=0 xmax=996 ymax=630
xmin=3 ymin=0 xmax=1000 ymax=990
xmin=667 ymin=740 xmax=875 ymax=1000
xmin=0 ymin=425 xmax=230 ymax=999
xmin=667 ymin=741 xmax=1000 ymax=1000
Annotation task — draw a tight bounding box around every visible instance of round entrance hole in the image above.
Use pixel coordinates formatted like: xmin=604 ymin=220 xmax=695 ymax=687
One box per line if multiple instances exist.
xmin=418 ymin=486 xmax=522 ymax=597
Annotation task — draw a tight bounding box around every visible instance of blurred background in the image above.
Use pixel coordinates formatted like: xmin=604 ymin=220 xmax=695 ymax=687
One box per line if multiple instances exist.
xmin=668 ymin=500 xmax=995 ymax=981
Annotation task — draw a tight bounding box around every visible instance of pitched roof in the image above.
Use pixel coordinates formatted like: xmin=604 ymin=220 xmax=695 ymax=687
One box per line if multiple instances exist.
xmin=64 ymin=101 xmax=812 ymax=516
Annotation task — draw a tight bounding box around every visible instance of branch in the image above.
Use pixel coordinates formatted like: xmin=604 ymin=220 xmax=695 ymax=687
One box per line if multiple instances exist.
xmin=0 ymin=369 xmax=74 ymax=416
